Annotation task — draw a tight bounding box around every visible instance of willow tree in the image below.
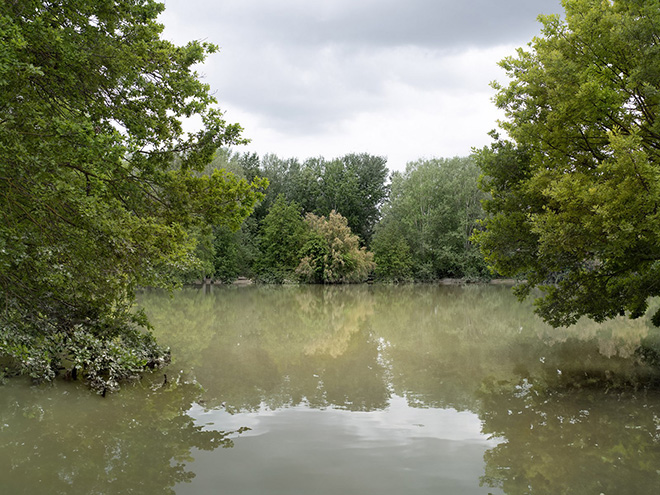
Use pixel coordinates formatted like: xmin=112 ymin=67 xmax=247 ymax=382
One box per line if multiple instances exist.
xmin=475 ymin=0 xmax=660 ymax=326
xmin=296 ymin=211 xmax=375 ymax=284
xmin=0 ymin=0 xmax=266 ymax=392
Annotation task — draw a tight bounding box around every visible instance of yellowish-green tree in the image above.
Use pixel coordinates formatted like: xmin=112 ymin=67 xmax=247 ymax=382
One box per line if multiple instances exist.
xmin=475 ymin=0 xmax=660 ymax=327
xmin=296 ymin=211 xmax=375 ymax=283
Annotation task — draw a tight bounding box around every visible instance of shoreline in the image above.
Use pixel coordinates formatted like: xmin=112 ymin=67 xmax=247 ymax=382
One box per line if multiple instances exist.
xmin=187 ymin=277 xmax=518 ymax=287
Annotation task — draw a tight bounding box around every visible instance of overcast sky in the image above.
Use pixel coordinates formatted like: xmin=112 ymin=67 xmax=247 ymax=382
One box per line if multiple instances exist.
xmin=160 ymin=0 xmax=564 ymax=172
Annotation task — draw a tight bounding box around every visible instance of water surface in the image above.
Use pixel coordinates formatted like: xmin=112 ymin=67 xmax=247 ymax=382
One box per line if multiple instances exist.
xmin=2 ymin=284 xmax=660 ymax=494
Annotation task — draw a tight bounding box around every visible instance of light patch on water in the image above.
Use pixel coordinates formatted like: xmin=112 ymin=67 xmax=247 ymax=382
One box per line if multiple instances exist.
xmin=190 ymin=394 xmax=495 ymax=446
xmin=180 ymin=394 xmax=501 ymax=495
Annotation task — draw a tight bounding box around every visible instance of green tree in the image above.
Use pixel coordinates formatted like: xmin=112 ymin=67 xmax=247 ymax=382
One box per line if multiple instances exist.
xmin=212 ymin=225 xmax=240 ymax=282
xmin=290 ymin=156 xmax=325 ymax=215
xmin=317 ymin=154 xmax=389 ymax=245
xmin=232 ymin=216 xmax=262 ymax=279
xmin=475 ymin=0 xmax=660 ymax=327
xmin=0 ymin=0 xmax=265 ymax=392
xmin=241 ymin=153 xmax=303 ymax=224
xmin=371 ymin=219 xmax=414 ymax=282
xmin=235 ymin=152 xmax=388 ymax=246
xmin=374 ymin=157 xmax=488 ymax=281
xmin=256 ymin=195 xmax=309 ymax=282
xmin=180 ymin=148 xmax=267 ymax=283
xmin=296 ymin=211 xmax=375 ymax=283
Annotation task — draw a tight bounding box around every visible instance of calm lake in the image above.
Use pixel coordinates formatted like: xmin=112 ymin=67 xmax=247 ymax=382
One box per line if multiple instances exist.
xmin=3 ymin=284 xmax=660 ymax=494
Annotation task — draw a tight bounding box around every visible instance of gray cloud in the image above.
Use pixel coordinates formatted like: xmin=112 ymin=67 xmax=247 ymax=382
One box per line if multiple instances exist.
xmin=168 ymin=0 xmax=563 ymax=49
xmin=161 ymin=0 xmax=564 ymax=162
xmin=265 ymin=1 xmax=559 ymax=48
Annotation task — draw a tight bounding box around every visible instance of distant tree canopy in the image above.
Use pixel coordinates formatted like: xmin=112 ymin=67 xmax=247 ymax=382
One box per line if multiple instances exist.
xmin=236 ymin=152 xmax=389 ymax=246
xmin=190 ymin=151 xmax=385 ymax=284
xmin=197 ymin=151 xmax=488 ymax=284
xmin=373 ymin=157 xmax=488 ymax=281
xmin=256 ymin=195 xmax=309 ymax=283
xmin=0 ymin=0 xmax=265 ymax=391
xmin=475 ymin=0 xmax=660 ymax=326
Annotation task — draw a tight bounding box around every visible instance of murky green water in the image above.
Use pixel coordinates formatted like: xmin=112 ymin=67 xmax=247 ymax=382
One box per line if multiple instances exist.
xmin=3 ymin=284 xmax=660 ymax=494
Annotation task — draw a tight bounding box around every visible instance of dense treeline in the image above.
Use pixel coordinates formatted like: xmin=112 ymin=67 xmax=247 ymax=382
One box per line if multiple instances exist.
xmin=187 ymin=150 xmax=490 ymax=284
xmin=373 ymin=157 xmax=489 ymax=281
xmin=0 ymin=0 xmax=495 ymax=391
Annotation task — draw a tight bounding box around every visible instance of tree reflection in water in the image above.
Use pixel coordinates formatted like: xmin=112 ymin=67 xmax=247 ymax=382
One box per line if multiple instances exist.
xmin=479 ymin=380 xmax=660 ymax=494
xmin=4 ymin=285 xmax=660 ymax=494
xmin=145 ymin=285 xmax=660 ymax=494
xmin=478 ymin=337 xmax=660 ymax=495
xmin=0 ymin=375 xmax=246 ymax=495
xmin=145 ymin=284 xmax=390 ymax=412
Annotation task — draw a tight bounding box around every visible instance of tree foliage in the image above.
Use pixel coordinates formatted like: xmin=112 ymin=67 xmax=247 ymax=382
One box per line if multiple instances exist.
xmin=0 ymin=0 xmax=265 ymax=391
xmin=371 ymin=218 xmax=414 ymax=282
xmin=315 ymin=153 xmax=390 ymax=244
xmin=228 ymin=151 xmax=389 ymax=246
xmin=256 ymin=195 xmax=309 ymax=282
xmin=475 ymin=0 xmax=660 ymax=326
xmin=373 ymin=157 xmax=488 ymax=281
xmin=296 ymin=211 xmax=375 ymax=284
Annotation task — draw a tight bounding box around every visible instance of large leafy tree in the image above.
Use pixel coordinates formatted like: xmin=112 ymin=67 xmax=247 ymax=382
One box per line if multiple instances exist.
xmin=475 ymin=0 xmax=660 ymax=326
xmin=374 ymin=157 xmax=488 ymax=280
xmin=0 ymin=0 xmax=265 ymax=391
xmin=315 ymin=153 xmax=389 ymax=244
